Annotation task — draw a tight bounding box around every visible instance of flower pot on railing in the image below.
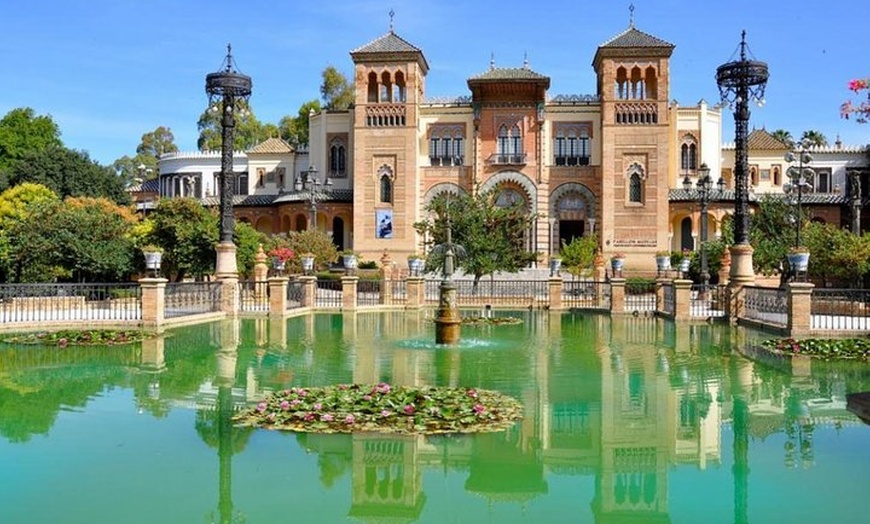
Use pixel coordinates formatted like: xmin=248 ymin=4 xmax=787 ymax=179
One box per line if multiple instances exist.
xmin=408 ymin=257 xmax=425 ymax=276
xmin=142 ymin=248 xmax=163 ymax=273
xmin=787 ymin=250 xmax=810 ymax=272
xmin=679 ymin=258 xmax=691 ymax=274
xmin=272 ymin=258 xmax=286 ymax=272
xmin=301 ymin=253 xmax=315 ymax=275
xmin=655 ymin=254 xmax=671 ymax=271
xmin=549 ymin=257 xmax=562 ymax=277
xmin=610 ymin=257 xmax=625 ymax=273
xmin=342 ymin=254 xmax=358 ymax=270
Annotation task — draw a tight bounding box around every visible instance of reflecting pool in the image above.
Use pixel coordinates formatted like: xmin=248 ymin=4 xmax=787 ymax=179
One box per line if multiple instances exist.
xmin=2 ymin=311 xmax=870 ymax=523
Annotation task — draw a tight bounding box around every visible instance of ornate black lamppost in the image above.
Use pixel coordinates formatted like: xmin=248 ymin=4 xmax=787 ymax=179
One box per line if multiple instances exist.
xmin=784 ymin=145 xmax=814 ymax=279
xmin=716 ymin=31 xmax=768 ymax=284
xmin=206 ymin=44 xmax=252 ymax=277
xmin=683 ymin=163 xmax=724 ymax=292
xmin=294 ymin=164 xmax=332 ymax=231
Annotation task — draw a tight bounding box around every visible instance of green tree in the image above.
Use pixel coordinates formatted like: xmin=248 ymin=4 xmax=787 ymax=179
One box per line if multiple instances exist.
xmin=112 ymin=154 xmax=157 ymax=187
xmin=6 ymin=197 xmax=137 ymax=282
xmin=279 ymin=99 xmax=321 ymax=147
xmin=0 ymin=183 xmax=59 ymax=281
xmin=800 ymin=130 xmax=828 ymax=148
xmin=803 ymin=222 xmax=870 ymax=286
xmin=266 ymin=229 xmax=338 ymax=274
xmin=771 ymin=129 xmax=794 ymax=149
xmin=414 ymin=191 xmax=539 ymax=289
xmin=559 ymin=234 xmax=598 ymax=279
xmin=321 ymin=66 xmax=354 ymax=110
xmin=749 ymin=195 xmax=796 ymax=275
xmin=146 ymin=198 xmax=218 ymax=281
xmin=234 ymin=221 xmax=267 ymax=278
xmin=137 ymin=126 xmax=178 ymax=159
xmin=197 ymin=99 xmax=266 ymax=152
xmin=6 ymin=146 xmax=129 ymax=204
xmin=0 ymin=107 xmax=63 ymax=174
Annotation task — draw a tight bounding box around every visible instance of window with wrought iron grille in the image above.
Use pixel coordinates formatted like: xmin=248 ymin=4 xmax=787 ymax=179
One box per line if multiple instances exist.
xmin=496 ymin=124 xmax=522 ymax=163
xmin=554 ymin=123 xmax=591 ymax=166
xmin=428 ymin=125 xmax=465 ymax=167
xmin=329 ymin=137 xmax=347 ymax=178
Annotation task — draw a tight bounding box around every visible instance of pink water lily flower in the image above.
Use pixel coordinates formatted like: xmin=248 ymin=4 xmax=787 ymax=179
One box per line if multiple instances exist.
xmin=256 ymin=402 xmax=267 ymax=412
xmin=280 ymin=400 xmax=290 ymax=411
xmin=345 ymin=414 xmax=356 ymax=424
xmin=403 ymin=404 xmax=415 ymax=415
xmin=473 ymin=404 xmax=485 ymax=415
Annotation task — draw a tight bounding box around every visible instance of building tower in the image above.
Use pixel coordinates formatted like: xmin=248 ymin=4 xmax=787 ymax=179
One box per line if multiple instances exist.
xmin=593 ymin=19 xmax=675 ymax=267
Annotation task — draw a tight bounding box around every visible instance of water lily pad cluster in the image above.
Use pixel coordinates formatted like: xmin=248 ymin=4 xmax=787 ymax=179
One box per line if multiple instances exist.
xmin=233 ymin=383 xmax=523 ymax=435
xmin=0 ymin=329 xmax=150 ymax=347
xmin=761 ymin=337 xmax=870 ymax=361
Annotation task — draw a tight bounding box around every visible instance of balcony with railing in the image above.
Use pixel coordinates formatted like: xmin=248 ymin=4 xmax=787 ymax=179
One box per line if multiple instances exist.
xmin=486 ymin=153 xmax=527 ymax=166
xmin=365 ymin=104 xmax=407 ymax=127
xmin=554 ymin=155 xmax=590 ymax=167
xmin=429 ymin=155 xmax=464 ymax=167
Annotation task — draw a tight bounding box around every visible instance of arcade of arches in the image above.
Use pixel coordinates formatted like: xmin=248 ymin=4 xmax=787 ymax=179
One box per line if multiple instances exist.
xmin=236 ymin=204 xmax=353 ymax=251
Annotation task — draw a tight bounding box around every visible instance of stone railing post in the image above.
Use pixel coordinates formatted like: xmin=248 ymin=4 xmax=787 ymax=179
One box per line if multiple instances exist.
xmin=268 ymin=277 xmax=288 ymax=317
xmin=655 ymin=277 xmax=668 ymax=314
xmin=609 ymin=278 xmax=626 ymax=315
xmin=548 ymin=277 xmax=563 ymax=310
xmin=299 ymin=275 xmax=317 ymax=308
xmin=673 ymin=279 xmax=693 ymax=322
xmin=725 ymin=284 xmax=744 ymax=325
xmin=406 ymin=277 xmax=424 ymax=309
xmin=380 ymin=253 xmax=394 ymax=305
xmin=140 ymin=278 xmax=167 ymax=328
xmin=219 ymin=277 xmax=239 ymax=314
xmin=787 ymin=282 xmax=814 ymax=337
xmin=342 ymin=276 xmax=359 ymax=311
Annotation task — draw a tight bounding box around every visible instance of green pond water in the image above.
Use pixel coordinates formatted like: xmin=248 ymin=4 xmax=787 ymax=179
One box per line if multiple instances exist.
xmin=2 ymin=311 xmax=870 ymax=523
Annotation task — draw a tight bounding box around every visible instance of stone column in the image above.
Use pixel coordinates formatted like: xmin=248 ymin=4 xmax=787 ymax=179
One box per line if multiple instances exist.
xmin=253 ymin=244 xmax=268 ymax=282
xmin=342 ymin=276 xmax=359 ymax=311
xmin=787 ymin=282 xmax=814 ymax=337
xmin=593 ymin=249 xmax=606 ymax=282
xmin=299 ymin=275 xmax=317 ymax=308
xmin=268 ymin=277 xmax=288 ymax=317
xmin=380 ymin=251 xmax=394 ymax=305
xmin=220 ymin=277 xmax=239 ymax=315
xmin=673 ymin=279 xmax=693 ymax=322
xmin=609 ymin=278 xmax=626 ymax=315
xmin=548 ymin=277 xmax=563 ymax=311
xmin=406 ymin=277 xmax=424 ymax=309
xmin=140 ymin=278 xmax=167 ymax=328
xmin=718 ymin=247 xmax=732 ymax=287
xmin=655 ymin=277 xmax=668 ymax=314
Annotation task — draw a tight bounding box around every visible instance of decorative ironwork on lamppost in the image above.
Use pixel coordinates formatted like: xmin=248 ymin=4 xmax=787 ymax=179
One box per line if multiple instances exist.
xmin=294 ymin=164 xmax=332 ymax=231
xmin=716 ymin=31 xmax=768 ymax=282
xmin=206 ymin=44 xmax=252 ymax=276
xmin=784 ymin=144 xmax=814 ymax=279
xmin=683 ymin=163 xmax=725 ymax=292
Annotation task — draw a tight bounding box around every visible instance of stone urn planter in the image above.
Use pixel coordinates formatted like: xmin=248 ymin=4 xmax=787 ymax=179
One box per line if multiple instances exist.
xmin=342 ymin=253 xmax=358 ymax=270
xmin=300 ymin=253 xmax=315 ymax=275
xmin=655 ymin=253 xmax=671 ymax=272
xmin=549 ymin=257 xmax=562 ymax=276
xmin=610 ymin=256 xmax=625 ymax=274
xmin=407 ymin=256 xmax=425 ymax=276
xmin=787 ymin=250 xmax=810 ymax=272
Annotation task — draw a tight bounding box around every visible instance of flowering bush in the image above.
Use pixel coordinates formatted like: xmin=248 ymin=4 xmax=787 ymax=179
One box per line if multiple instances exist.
xmin=841 ymin=77 xmax=870 ymax=123
xmin=268 ymin=247 xmax=295 ymax=263
xmin=233 ymin=383 xmax=523 ymax=435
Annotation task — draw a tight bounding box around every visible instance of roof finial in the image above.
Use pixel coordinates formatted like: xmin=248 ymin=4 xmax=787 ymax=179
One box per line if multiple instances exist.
xmin=523 ymin=52 xmax=529 ymax=69
xmin=629 ymin=3 xmax=635 ymax=27
xmin=490 ymin=52 xmax=495 ymax=70
xmin=389 ymin=8 xmax=395 ymax=32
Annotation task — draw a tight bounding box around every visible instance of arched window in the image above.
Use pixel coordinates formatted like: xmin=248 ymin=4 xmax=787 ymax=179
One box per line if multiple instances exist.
xmin=497 ymin=125 xmax=509 ymax=158
xmin=378 ymin=165 xmax=393 ymax=204
xmin=329 ymin=138 xmax=346 ymax=177
xmin=627 ymin=163 xmax=645 ymax=203
xmin=680 ymin=138 xmax=698 ymax=171
xmin=380 ymin=71 xmax=392 ymax=102
xmin=367 ymin=72 xmax=378 ymax=103
xmin=393 ymin=71 xmax=406 ymax=102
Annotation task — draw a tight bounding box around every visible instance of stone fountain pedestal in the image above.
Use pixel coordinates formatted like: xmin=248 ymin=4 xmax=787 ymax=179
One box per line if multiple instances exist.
xmin=434 ymin=280 xmax=461 ymax=344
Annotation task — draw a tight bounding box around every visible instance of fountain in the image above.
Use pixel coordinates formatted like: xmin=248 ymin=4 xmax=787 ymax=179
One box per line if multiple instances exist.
xmin=434 ymin=223 xmax=462 ymax=344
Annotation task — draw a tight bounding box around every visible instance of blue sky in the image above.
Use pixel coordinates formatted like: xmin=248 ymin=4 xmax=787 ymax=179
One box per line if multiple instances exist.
xmin=1 ymin=0 xmax=867 ymax=166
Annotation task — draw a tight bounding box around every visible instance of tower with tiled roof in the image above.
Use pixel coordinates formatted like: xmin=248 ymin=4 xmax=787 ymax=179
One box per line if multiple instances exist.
xmin=349 ymin=18 xmax=429 ymax=255
xmin=593 ymin=11 xmax=675 ymax=262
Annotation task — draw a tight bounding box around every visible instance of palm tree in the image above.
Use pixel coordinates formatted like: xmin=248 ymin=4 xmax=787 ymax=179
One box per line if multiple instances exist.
xmin=771 ymin=129 xmax=794 ymax=148
xmin=800 ymin=130 xmax=828 ymax=148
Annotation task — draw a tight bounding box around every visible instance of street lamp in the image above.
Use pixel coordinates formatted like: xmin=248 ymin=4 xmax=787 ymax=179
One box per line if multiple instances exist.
xmin=205 ymin=44 xmax=252 ymax=277
xmin=784 ymin=146 xmax=814 ymax=249
xmin=294 ymin=164 xmax=332 ymax=231
xmin=716 ymin=30 xmax=768 ymax=283
xmin=683 ymin=163 xmax=725 ymax=291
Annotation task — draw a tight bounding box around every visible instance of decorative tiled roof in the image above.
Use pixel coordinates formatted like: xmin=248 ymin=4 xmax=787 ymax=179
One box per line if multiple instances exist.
xmin=669 ymin=189 xmax=850 ymax=205
xmin=350 ymin=31 xmax=429 ymax=73
xmin=248 ymin=137 xmax=294 ymax=154
xmin=273 ymin=189 xmax=354 ymax=204
xmin=127 ymin=178 xmax=160 ymax=193
xmin=746 ymin=129 xmax=789 ymax=150
xmin=201 ymin=194 xmax=278 ymax=207
xmin=468 ymin=67 xmax=550 ymax=83
xmin=599 ymin=26 xmax=674 ymax=49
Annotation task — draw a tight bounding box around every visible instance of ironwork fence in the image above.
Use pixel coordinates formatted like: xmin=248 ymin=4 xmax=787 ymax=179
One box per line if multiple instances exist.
xmin=661 ymin=282 xmax=674 ymax=316
xmin=386 ymin=279 xmax=407 ymax=305
xmin=743 ymin=286 xmax=787 ymax=327
xmin=165 ymin=282 xmax=222 ymax=318
xmin=424 ymin=279 xmax=549 ymax=307
xmin=287 ymin=280 xmax=304 ymax=309
xmin=690 ymin=284 xmax=727 ymax=319
xmin=563 ymin=280 xmax=610 ymax=310
xmin=315 ymin=279 xmax=343 ymax=308
xmin=357 ymin=279 xmax=382 ymax=306
xmin=811 ymin=288 xmax=870 ymax=331
xmin=0 ymin=283 xmax=142 ymax=324
xmin=239 ymin=281 xmax=269 ymax=313
xmin=624 ymin=280 xmax=657 ymax=313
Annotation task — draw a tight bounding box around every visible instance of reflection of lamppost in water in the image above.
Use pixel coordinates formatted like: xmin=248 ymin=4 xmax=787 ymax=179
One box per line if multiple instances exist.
xmin=295 ymin=164 xmax=332 ymax=231
xmin=683 ymin=163 xmax=724 ymax=292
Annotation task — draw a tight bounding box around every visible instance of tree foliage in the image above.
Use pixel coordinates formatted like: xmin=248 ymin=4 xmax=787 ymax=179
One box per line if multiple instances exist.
xmin=559 ymin=235 xmax=598 ymax=279
xmin=137 ymin=126 xmax=178 ymax=159
xmin=803 ymin=222 xmax=870 ymax=286
xmin=279 ymin=99 xmax=321 ymax=147
xmin=265 ymin=229 xmax=338 ymax=274
xmin=0 ymin=107 xmax=62 ymax=173
xmin=321 ymin=66 xmax=354 ymax=110
xmin=5 ymin=146 xmax=129 ymax=204
xmin=233 ymin=221 xmax=267 ymax=278
xmin=145 ymin=198 xmax=219 ymax=281
xmin=414 ymin=191 xmax=539 ymax=287
xmin=197 ymin=99 xmax=267 ymax=152
xmin=841 ymin=78 xmax=870 ymax=123
xmin=771 ymin=129 xmax=794 ymax=149
xmin=800 ymin=130 xmax=828 ymax=148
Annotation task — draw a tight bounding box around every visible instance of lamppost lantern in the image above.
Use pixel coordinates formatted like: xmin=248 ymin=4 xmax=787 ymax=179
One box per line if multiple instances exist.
xmin=716 ymin=30 xmax=768 ymax=284
xmin=296 ymin=164 xmax=332 ymax=231
xmin=205 ymin=43 xmax=252 ymax=277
